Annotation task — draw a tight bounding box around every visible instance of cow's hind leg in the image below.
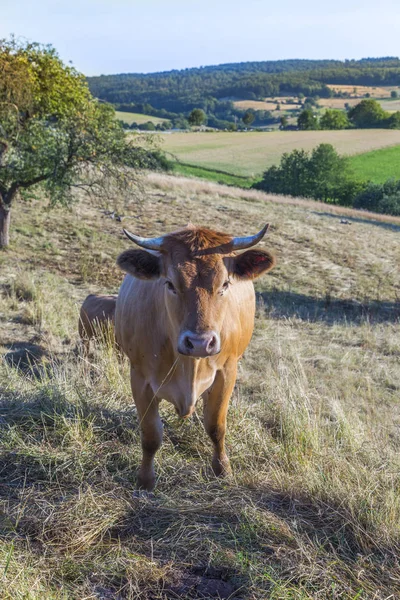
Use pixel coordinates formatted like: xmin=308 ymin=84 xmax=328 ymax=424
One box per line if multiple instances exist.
xmin=203 ymin=361 xmax=237 ymax=478
xmin=130 ymin=368 xmax=162 ymax=491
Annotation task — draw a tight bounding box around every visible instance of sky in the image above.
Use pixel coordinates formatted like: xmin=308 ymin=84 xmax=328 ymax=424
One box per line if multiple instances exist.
xmin=1 ymin=0 xmax=400 ymax=76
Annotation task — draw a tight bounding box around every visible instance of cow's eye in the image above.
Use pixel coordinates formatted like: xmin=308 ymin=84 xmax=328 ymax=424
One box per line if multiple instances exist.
xmin=165 ymin=280 xmax=176 ymax=293
xmin=221 ymin=280 xmax=231 ymax=293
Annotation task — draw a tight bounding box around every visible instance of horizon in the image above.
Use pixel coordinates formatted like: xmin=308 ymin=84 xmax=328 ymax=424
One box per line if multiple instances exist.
xmin=2 ymin=0 xmax=400 ymax=76
xmin=90 ymin=55 xmax=400 ymax=78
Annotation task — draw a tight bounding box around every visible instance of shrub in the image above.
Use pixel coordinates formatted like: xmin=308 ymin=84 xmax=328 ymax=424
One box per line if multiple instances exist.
xmin=353 ymin=179 xmax=400 ymax=214
xmin=255 ymin=144 xmax=361 ymax=206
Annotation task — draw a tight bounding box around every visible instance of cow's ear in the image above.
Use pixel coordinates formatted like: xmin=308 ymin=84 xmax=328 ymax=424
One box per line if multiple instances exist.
xmin=117 ymin=249 xmax=161 ymax=280
xmin=231 ymin=250 xmax=275 ymax=280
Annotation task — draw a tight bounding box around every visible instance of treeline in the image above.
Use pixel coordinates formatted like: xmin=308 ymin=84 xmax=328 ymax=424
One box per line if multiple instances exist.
xmin=254 ymin=144 xmax=400 ymax=216
xmin=88 ymin=57 xmax=400 ymax=115
xmin=297 ymin=99 xmax=400 ymax=130
xmin=115 ymin=101 xmax=277 ymax=130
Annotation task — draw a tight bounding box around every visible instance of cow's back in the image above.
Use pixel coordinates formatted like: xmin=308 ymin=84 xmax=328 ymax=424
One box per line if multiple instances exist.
xmin=79 ymin=294 xmax=117 ymax=341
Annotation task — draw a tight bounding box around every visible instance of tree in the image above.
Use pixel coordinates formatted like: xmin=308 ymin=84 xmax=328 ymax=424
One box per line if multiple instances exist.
xmin=0 ymin=38 xmax=157 ymax=247
xmin=279 ymin=115 xmax=288 ymax=128
xmin=188 ymin=108 xmax=206 ymax=126
xmin=242 ymin=111 xmax=255 ymax=126
xmin=297 ymin=109 xmax=319 ymax=130
xmin=386 ymin=111 xmax=400 ymax=129
xmin=255 ymin=144 xmax=364 ymax=206
xmin=348 ymin=99 xmax=388 ymax=128
xmin=320 ymin=109 xmax=349 ymax=130
xmin=391 ymin=90 xmax=398 ymax=99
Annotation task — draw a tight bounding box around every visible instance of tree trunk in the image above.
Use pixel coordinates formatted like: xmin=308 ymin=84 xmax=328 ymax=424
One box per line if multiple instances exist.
xmin=0 ymin=203 xmax=11 ymax=248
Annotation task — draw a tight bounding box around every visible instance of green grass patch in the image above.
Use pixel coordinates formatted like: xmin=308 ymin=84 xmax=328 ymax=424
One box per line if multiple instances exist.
xmin=115 ymin=110 xmax=170 ymax=126
xmin=172 ymin=162 xmax=257 ymax=188
xmin=349 ymin=144 xmax=400 ymax=183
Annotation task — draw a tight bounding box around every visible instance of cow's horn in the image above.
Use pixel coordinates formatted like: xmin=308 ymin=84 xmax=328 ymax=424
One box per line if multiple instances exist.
xmin=231 ymin=224 xmax=269 ymax=250
xmin=123 ymin=229 xmax=165 ymax=250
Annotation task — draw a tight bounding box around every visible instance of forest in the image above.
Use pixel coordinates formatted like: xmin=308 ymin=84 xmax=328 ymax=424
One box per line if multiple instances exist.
xmin=87 ymin=57 xmax=400 ymax=122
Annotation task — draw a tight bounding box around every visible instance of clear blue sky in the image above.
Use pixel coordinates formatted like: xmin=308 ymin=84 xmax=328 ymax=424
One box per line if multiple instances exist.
xmin=2 ymin=0 xmax=400 ymax=75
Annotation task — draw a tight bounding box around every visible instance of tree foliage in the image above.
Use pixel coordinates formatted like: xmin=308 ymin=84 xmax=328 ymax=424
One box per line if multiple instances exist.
xmin=0 ymin=38 xmax=158 ymax=247
xmin=254 ymin=143 xmax=400 ymax=215
xmin=320 ymin=109 xmax=349 ymax=130
xmin=242 ymin=111 xmax=255 ymax=126
xmin=348 ymin=99 xmax=388 ymax=128
xmin=255 ymin=144 xmax=363 ymax=205
xmin=87 ymin=58 xmax=400 ymax=129
xmin=297 ymin=109 xmax=319 ymax=130
xmin=188 ymin=108 xmax=206 ymax=126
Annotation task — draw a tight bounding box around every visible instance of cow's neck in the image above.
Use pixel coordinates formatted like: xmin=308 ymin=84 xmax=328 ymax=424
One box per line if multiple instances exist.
xmin=155 ymin=339 xmax=217 ymax=417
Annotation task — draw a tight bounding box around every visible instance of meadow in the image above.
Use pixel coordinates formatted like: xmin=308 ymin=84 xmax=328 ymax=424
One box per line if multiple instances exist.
xmin=161 ymin=129 xmax=400 ymax=177
xmin=349 ymin=144 xmax=400 ymax=182
xmin=234 ymin=99 xmax=300 ymax=111
xmin=234 ymin=85 xmax=400 ymax=115
xmin=1 ymin=172 xmax=399 ymax=599
xmin=115 ymin=111 xmax=170 ymax=126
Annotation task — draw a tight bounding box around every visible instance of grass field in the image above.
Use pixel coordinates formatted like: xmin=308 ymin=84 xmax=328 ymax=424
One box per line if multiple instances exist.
xmin=234 ymin=99 xmax=300 ymax=111
xmin=326 ymin=84 xmax=399 ymax=97
xmin=161 ymin=129 xmax=400 ymax=177
xmin=115 ymin=111 xmax=170 ymax=126
xmin=172 ymin=162 xmax=256 ymax=187
xmin=349 ymin=143 xmax=400 ymax=182
xmin=1 ymin=173 xmax=400 ymax=599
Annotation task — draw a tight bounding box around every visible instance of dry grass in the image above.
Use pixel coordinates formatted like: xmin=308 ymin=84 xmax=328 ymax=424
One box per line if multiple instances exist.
xmin=160 ymin=130 xmax=400 ymax=176
xmin=326 ymin=84 xmax=399 ymax=98
xmin=1 ymin=174 xmax=400 ymax=599
xmin=234 ymin=99 xmax=300 ymax=112
xmin=115 ymin=111 xmax=170 ymax=126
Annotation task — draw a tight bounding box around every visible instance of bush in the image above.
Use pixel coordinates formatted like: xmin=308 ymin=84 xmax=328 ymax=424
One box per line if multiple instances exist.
xmin=297 ymin=109 xmax=319 ymax=130
xmin=353 ymin=179 xmax=400 ymax=214
xmin=379 ymin=193 xmax=400 ymax=215
xmin=254 ymin=144 xmax=359 ymax=205
xmin=348 ymin=99 xmax=388 ymax=128
xmin=320 ymin=109 xmax=349 ymax=130
xmin=138 ymin=121 xmax=156 ymax=131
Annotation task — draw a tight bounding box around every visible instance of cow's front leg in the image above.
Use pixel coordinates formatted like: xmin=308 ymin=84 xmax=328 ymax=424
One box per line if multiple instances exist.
xmin=130 ymin=368 xmax=162 ymax=491
xmin=203 ymin=361 xmax=237 ymax=477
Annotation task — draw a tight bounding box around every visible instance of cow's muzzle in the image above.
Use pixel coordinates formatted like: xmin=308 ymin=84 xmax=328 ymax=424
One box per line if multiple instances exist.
xmin=178 ymin=330 xmax=220 ymax=358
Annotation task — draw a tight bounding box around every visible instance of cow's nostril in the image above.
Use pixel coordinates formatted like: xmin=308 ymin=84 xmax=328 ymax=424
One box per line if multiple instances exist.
xmin=208 ymin=336 xmax=216 ymax=349
xmin=185 ymin=336 xmax=194 ymax=349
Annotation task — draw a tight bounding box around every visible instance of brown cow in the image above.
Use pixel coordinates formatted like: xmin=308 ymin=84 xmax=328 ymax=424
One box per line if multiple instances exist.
xmin=115 ymin=224 xmax=275 ymax=491
xmin=79 ymin=294 xmax=118 ymax=356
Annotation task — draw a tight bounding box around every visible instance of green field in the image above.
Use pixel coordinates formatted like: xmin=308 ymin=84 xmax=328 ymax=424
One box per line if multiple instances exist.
xmin=349 ymin=144 xmax=400 ymax=182
xmin=115 ymin=110 xmax=169 ymax=126
xmin=161 ymin=130 xmax=400 ymax=177
xmin=172 ymin=162 xmax=256 ymax=187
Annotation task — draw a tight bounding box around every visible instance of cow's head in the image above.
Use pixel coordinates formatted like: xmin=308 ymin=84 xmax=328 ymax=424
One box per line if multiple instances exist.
xmin=117 ymin=225 xmax=275 ymax=358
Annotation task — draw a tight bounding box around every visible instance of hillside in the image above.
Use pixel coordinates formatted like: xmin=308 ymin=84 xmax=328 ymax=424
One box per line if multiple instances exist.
xmin=88 ymin=57 xmax=400 ymax=113
xmin=161 ymin=129 xmax=400 ymax=177
xmin=1 ymin=174 xmax=399 ymax=599
xmin=115 ymin=111 xmax=170 ymax=126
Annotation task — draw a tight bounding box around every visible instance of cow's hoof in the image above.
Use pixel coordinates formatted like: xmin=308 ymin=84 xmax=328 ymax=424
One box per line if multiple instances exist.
xmin=132 ymin=489 xmax=155 ymax=499
xmin=137 ymin=469 xmax=156 ymax=492
xmin=212 ymin=455 xmax=232 ymax=478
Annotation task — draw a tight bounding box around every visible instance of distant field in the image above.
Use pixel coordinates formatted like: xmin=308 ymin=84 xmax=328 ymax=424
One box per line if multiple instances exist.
xmin=115 ymin=111 xmax=169 ymax=125
xmin=326 ymin=84 xmax=399 ymax=98
xmin=349 ymin=144 xmax=400 ymax=183
xmin=319 ymin=98 xmax=361 ymax=109
xmin=379 ymin=99 xmax=400 ymax=112
xmin=319 ymin=97 xmax=400 ymax=111
xmin=234 ymin=98 xmax=299 ymax=111
xmin=161 ymin=130 xmax=400 ymax=177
